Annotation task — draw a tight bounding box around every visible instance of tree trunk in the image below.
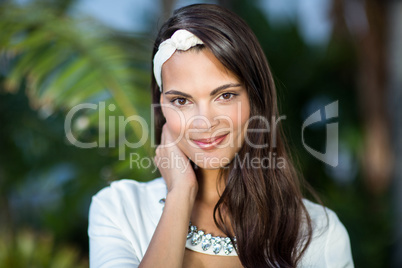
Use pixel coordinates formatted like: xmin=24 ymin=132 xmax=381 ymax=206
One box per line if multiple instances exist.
xmin=387 ymin=1 xmax=402 ymax=266
xmin=161 ymin=0 xmax=176 ymax=22
xmin=331 ymin=0 xmax=393 ymax=194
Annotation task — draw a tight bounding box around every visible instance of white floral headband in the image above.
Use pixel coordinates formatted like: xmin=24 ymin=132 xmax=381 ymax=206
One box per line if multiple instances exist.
xmin=153 ymin=29 xmax=204 ymax=91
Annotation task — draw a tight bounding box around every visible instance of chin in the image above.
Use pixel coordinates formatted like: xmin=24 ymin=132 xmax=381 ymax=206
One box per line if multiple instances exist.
xmin=192 ymin=161 xmax=229 ymax=170
xmin=185 ymin=149 xmax=234 ymax=170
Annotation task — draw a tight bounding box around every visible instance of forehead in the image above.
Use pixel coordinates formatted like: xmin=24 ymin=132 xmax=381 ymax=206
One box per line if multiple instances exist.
xmin=161 ymin=49 xmax=239 ymax=93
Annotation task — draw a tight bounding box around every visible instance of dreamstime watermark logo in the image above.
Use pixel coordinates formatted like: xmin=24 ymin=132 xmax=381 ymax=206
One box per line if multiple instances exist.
xmin=64 ymin=100 xmax=339 ymax=167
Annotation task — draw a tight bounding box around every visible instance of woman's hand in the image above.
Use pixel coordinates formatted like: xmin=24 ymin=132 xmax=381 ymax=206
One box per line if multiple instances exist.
xmin=140 ymin=124 xmax=197 ymax=267
xmin=154 ymin=124 xmax=198 ymax=199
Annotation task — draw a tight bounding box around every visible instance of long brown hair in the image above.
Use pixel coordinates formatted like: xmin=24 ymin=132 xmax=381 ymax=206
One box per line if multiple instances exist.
xmin=151 ymin=4 xmax=313 ymax=267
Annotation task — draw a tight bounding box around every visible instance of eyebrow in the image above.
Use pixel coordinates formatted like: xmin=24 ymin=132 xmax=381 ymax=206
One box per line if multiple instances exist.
xmin=164 ymin=83 xmax=242 ymax=98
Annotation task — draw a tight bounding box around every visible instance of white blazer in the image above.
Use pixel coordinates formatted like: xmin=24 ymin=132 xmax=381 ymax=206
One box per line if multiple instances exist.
xmin=88 ymin=178 xmax=354 ymax=267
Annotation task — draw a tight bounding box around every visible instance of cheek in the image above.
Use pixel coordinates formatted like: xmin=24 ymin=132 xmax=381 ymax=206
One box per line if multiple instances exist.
xmin=228 ymin=99 xmax=249 ymax=149
xmin=162 ymin=107 xmax=185 ymax=139
xmin=240 ymin=102 xmax=250 ymax=128
xmin=227 ymin=100 xmax=250 ymax=130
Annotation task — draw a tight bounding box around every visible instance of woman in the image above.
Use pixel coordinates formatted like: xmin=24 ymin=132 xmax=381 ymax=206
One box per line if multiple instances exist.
xmin=88 ymin=4 xmax=354 ymax=267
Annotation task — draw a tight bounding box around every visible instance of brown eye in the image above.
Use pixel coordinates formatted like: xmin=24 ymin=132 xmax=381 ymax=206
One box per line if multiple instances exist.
xmin=222 ymin=93 xmax=231 ymax=99
xmin=171 ymin=98 xmax=189 ymax=106
xmin=217 ymin=93 xmax=236 ymax=101
xmin=177 ymin=98 xmax=186 ymax=105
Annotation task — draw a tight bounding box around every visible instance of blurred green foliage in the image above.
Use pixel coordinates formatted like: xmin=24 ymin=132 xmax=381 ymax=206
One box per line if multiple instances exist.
xmin=0 ymin=229 xmax=88 ymax=268
xmin=1 ymin=0 xmax=155 ymax=265
xmin=0 ymin=0 xmax=392 ymax=267
xmin=0 ymin=228 xmax=88 ymax=268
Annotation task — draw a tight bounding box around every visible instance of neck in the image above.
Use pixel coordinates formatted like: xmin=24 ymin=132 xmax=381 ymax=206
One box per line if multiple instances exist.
xmin=192 ymin=166 xmax=232 ymax=236
xmin=195 ymin=167 xmax=225 ymax=207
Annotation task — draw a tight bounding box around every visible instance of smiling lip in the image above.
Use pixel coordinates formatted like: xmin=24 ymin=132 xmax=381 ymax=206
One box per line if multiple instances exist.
xmin=191 ymin=134 xmax=229 ymax=150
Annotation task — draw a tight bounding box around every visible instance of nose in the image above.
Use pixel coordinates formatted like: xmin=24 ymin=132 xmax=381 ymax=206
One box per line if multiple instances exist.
xmin=188 ymin=105 xmax=218 ymax=130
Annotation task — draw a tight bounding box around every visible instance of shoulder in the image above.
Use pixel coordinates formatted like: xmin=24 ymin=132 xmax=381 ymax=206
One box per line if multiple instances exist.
xmin=88 ymin=178 xmax=167 ymax=265
xmin=89 ymin=177 xmax=167 ymax=226
xmin=302 ymin=199 xmax=348 ymax=240
xmin=301 ymin=199 xmax=354 ymax=268
xmin=303 ymin=199 xmax=336 ymax=228
xmin=92 ymin=177 xmax=166 ymax=204
xmin=96 ymin=177 xmax=166 ymax=194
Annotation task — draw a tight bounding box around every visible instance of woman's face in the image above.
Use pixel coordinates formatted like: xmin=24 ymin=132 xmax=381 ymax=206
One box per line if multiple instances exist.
xmin=160 ymin=48 xmax=250 ymax=169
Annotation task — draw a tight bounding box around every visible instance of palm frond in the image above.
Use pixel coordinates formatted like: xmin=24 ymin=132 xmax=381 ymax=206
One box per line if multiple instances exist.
xmin=1 ymin=3 xmax=154 ymax=167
